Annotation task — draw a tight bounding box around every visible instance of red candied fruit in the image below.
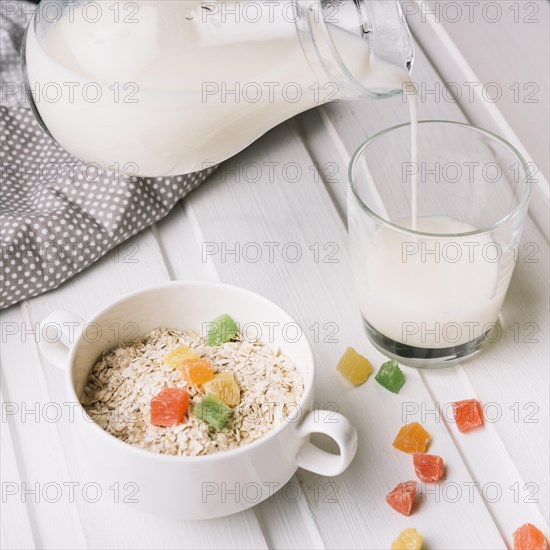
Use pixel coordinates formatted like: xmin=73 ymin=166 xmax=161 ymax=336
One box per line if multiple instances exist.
xmin=513 ymin=523 xmax=548 ymax=550
xmin=413 ymin=453 xmax=444 ymax=482
xmin=150 ymin=388 xmax=189 ymax=427
xmin=386 ymin=481 xmax=417 ymax=516
xmin=452 ymin=399 xmax=483 ymax=433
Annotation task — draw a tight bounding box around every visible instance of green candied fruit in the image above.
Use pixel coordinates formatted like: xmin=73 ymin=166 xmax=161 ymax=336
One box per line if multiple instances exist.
xmin=207 ymin=314 xmax=238 ymax=346
xmin=194 ymin=394 xmax=233 ymax=430
xmin=375 ymin=360 xmax=406 ymax=394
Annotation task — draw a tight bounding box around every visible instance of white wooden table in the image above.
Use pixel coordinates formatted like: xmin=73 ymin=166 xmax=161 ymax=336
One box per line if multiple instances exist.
xmin=2 ymin=2 xmax=549 ymax=548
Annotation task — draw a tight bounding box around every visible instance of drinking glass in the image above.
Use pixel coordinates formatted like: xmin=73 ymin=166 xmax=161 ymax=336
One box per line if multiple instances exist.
xmin=348 ymin=121 xmax=532 ymax=368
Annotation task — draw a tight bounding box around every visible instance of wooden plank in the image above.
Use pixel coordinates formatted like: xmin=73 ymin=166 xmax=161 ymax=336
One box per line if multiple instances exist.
xmin=14 ymin=232 xmax=269 ymax=550
xmin=407 ymin=0 xmax=549 ymax=240
xmin=253 ymin=491 xmax=326 ymax=550
xmin=155 ymin=198 xmax=325 ymax=550
xmin=0 ymin=384 xmax=37 ymax=550
xmin=418 ymin=366 xmax=550 ymax=549
xmin=153 ymin=201 xmax=217 ymax=282
xmin=419 ymin=0 xmax=550 ymax=180
xmin=1 ymin=306 xmax=86 ymax=549
xmin=157 ymin=121 xmax=508 ymax=549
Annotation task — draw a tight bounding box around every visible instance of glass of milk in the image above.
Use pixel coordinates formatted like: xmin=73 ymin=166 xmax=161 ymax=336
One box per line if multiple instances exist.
xmin=348 ymin=121 xmax=532 ymax=368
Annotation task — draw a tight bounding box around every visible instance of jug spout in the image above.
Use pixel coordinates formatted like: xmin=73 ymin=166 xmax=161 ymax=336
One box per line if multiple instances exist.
xmin=295 ymin=0 xmax=415 ymax=98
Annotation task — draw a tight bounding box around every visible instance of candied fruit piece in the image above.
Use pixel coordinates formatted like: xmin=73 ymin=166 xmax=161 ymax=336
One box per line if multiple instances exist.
xmin=375 ymin=359 xmax=405 ymax=393
xmin=150 ymin=388 xmax=189 ymax=427
xmin=513 ymin=524 xmax=548 ymax=550
xmin=452 ymin=399 xmax=484 ymax=433
xmin=164 ymin=346 xmax=200 ymax=369
xmin=393 ymin=422 xmax=430 ymax=454
xmin=181 ymin=358 xmax=215 ymax=386
xmin=207 ymin=314 xmax=238 ymax=346
xmin=203 ymin=372 xmax=241 ymax=407
xmin=386 ymin=481 xmax=417 ymax=516
xmin=391 ymin=528 xmax=424 ymax=550
xmin=336 ymin=347 xmax=373 ymax=386
xmin=194 ymin=394 xmax=232 ymax=430
xmin=413 ymin=453 xmax=444 ymax=482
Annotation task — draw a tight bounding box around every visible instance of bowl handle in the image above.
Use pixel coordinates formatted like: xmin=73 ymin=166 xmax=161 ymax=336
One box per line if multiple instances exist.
xmin=39 ymin=310 xmax=85 ymax=369
xmin=295 ymin=409 xmax=358 ymax=477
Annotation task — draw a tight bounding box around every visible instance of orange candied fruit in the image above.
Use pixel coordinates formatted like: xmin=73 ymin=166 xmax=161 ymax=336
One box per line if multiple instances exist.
xmin=393 ymin=422 xmax=430 ymax=454
xmin=452 ymin=399 xmax=484 ymax=433
xmin=182 ymin=358 xmax=215 ymax=386
xmin=203 ymin=372 xmax=241 ymax=407
xmin=513 ymin=523 xmax=548 ymax=550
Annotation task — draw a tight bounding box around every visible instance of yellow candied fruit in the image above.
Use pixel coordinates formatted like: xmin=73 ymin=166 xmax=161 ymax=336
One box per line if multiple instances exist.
xmin=164 ymin=346 xmax=200 ymax=369
xmin=336 ymin=347 xmax=373 ymax=386
xmin=391 ymin=528 xmax=423 ymax=550
xmin=393 ymin=422 xmax=430 ymax=454
xmin=203 ymin=372 xmax=241 ymax=407
xmin=182 ymin=358 xmax=215 ymax=386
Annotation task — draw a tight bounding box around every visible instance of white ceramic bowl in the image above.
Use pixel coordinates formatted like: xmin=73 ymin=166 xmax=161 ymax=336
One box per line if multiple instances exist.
xmin=39 ymin=281 xmax=358 ymax=520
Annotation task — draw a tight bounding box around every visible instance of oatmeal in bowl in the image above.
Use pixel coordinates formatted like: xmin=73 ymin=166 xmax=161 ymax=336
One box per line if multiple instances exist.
xmin=38 ymin=281 xmax=356 ymax=520
xmin=81 ymin=317 xmax=304 ymax=456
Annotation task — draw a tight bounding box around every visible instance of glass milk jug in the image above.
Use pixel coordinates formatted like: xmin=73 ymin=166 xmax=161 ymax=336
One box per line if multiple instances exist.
xmin=23 ymin=0 xmax=414 ymax=177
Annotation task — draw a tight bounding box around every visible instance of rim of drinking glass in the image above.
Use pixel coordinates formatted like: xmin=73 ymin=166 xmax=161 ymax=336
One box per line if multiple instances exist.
xmin=348 ymin=120 xmax=533 ymax=238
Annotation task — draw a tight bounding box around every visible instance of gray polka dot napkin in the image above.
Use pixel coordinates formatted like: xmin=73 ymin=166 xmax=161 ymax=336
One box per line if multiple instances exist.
xmin=0 ymin=2 xmax=216 ymax=309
